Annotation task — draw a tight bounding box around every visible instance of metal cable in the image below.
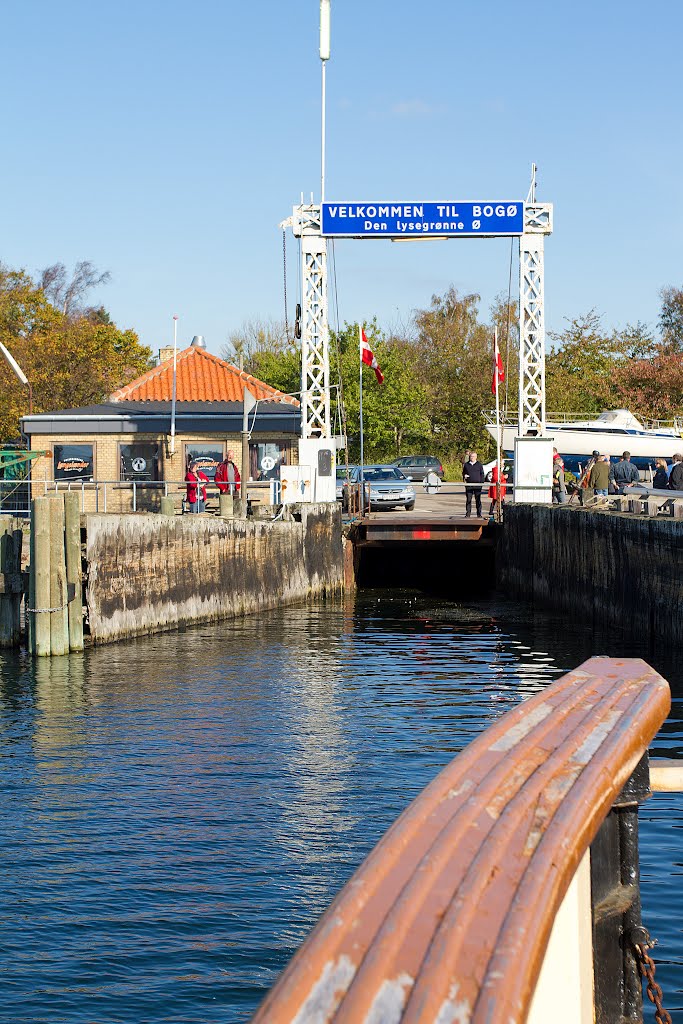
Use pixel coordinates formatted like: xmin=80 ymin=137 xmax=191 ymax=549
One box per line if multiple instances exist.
xmin=282 ymin=230 xmax=290 ymax=343
xmin=329 ymin=240 xmax=350 ymax=474
xmin=503 ymin=236 xmax=514 ymax=422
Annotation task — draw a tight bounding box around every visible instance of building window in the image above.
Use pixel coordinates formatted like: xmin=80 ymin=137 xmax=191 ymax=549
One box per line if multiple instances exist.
xmin=54 ymin=444 xmax=94 ymax=481
xmin=184 ymin=443 xmax=224 ymax=481
xmin=119 ymin=443 xmax=160 ymax=482
xmin=249 ymin=441 xmax=290 ymax=481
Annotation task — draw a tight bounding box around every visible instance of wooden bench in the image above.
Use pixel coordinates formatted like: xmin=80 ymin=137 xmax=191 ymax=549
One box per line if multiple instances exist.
xmin=253 ymin=658 xmax=670 ymax=1023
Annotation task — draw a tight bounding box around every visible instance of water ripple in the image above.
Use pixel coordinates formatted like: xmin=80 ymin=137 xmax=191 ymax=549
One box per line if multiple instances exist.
xmin=0 ymin=592 xmax=681 ymax=1022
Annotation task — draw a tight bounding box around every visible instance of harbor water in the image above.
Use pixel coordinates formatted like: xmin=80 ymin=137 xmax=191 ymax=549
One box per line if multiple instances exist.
xmin=1 ymin=592 xmax=681 ymax=1022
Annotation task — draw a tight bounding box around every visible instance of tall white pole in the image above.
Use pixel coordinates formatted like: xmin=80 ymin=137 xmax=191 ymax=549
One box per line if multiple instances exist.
xmin=495 ymin=328 xmax=502 ymax=521
xmin=170 ymin=315 xmax=178 ymax=455
xmin=320 ymin=0 xmax=330 ymax=204
xmin=358 ymin=324 xmax=365 ymax=515
xmin=321 ymin=60 xmax=327 ymax=203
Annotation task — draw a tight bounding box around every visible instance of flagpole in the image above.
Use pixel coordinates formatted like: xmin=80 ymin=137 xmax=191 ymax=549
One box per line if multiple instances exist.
xmin=170 ymin=315 xmax=178 ymax=455
xmin=359 ymin=323 xmax=365 ymax=515
xmin=494 ymin=327 xmax=502 ymax=522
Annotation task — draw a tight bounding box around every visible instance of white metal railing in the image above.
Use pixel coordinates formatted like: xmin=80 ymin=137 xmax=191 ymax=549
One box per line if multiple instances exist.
xmin=486 ymin=410 xmax=683 ymax=432
xmin=26 ymin=478 xmax=281 ymax=514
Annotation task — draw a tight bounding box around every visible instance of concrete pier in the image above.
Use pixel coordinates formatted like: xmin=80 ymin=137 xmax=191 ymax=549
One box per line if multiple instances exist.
xmin=498 ymin=505 xmax=682 ymax=645
xmin=84 ymin=503 xmax=343 ymax=644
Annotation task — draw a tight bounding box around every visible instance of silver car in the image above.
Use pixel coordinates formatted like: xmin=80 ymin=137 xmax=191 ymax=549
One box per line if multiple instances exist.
xmin=342 ymin=464 xmax=416 ymax=512
xmin=336 ymin=464 xmax=358 ymax=500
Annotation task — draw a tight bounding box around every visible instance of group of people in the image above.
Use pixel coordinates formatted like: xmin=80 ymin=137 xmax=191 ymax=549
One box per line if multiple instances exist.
xmin=553 ymin=449 xmax=640 ymax=502
xmin=654 ymin=453 xmax=683 ymax=491
xmin=185 ymin=451 xmax=241 ymax=513
xmin=552 ymin=448 xmax=683 ymax=505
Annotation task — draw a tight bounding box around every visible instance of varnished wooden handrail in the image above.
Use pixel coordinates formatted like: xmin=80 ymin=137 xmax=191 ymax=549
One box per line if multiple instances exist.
xmin=253 ymin=657 xmax=671 ymax=1024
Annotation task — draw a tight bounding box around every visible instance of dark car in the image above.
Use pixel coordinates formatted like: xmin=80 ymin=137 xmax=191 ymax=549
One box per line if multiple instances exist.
xmin=391 ymin=455 xmax=444 ymax=481
xmin=342 ymin=465 xmax=416 ymax=512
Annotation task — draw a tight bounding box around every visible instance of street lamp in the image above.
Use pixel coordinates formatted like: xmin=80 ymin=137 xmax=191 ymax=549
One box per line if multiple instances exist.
xmin=0 ymin=341 xmax=32 ymax=414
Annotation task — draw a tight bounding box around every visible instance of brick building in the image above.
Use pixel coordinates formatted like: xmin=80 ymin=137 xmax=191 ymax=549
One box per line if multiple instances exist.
xmin=21 ymin=338 xmax=300 ymax=510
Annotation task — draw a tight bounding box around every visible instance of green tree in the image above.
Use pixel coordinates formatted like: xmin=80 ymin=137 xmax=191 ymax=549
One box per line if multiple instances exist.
xmin=332 ymin=321 xmax=430 ymax=462
xmin=248 ymin=347 xmax=300 ymax=398
xmin=659 ymin=286 xmax=683 ymax=352
xmin=545 ymin=311 xmax=625 ymax=415
xmin=0 ymin=264 xmax=152 ymax=440
xmin=414 ymin=287 xmax=495 ymax=459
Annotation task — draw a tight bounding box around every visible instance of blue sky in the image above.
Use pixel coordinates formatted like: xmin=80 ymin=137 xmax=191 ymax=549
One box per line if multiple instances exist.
xmin=1 ymin=0 xmax=681 ymax=356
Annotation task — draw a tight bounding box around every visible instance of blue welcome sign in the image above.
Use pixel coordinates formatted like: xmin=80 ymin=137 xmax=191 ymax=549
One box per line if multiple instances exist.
xmin=321 ymin=201 xmax=524 ymax=237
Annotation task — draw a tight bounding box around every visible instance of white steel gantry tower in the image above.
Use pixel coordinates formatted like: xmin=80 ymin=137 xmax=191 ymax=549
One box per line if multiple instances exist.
xmin=519 ymin=201 xmax=553 ymax=436
xmin=288 ymin=203 xmax=331 ymax=440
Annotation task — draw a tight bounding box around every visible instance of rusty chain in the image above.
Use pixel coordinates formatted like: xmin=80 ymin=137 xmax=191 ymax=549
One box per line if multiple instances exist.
xmin=632 ymin=934 xmax=672 ymax=1024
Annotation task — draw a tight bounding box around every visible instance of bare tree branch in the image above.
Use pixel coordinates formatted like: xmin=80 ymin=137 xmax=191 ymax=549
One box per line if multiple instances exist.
xmin=37 ymin=261 xmax=111 ymax=318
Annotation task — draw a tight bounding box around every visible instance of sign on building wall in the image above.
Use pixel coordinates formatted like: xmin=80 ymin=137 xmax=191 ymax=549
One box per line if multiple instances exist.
xmin=321 ymin=201 xmax=524 ymax=238
xmin=120 ymin=443 xmax=160 ymax=481
xmin=185 ymin=444 xmax=223 ymax=480
xmin=54 ymin=444 xmax=94 ymax=480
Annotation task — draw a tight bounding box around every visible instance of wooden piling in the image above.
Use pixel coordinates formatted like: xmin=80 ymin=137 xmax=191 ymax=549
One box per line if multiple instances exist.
xmin=10 ymin=520 xmax=22 ymax=644
xmin=219 ymin=493 xmax=234 ymax=518
xmin=32 ymin=497 xmax=52 ymax=657
xmin=0 ymin=517 xmax=18 ymax=646
xmin=160 ymin=496 xmax=175 ymax=516
xmin=27 ymin=518 xmax=34 ymax=654
xmin=49 ymin=496 xmax=69 ymax=656
xmin=64 ymin=492 xmax=84 ymax=652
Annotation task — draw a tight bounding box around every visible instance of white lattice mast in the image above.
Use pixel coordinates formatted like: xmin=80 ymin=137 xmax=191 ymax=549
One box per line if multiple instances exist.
xmin=519 ymin=166 xmax=553 ymax=435
xmin=284 ymin=205 xmax=331 ymax=440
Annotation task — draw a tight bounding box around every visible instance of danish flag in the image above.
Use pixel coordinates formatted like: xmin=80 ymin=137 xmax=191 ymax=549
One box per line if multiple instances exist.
xmin=360 ymin=328 xmax=384 ymax=384
xmin=491 ymin=332 xmax=505 ymax=395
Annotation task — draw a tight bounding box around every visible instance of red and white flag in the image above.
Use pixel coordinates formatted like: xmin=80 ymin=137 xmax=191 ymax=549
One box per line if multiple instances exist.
xmin=491 ymin=332 xmax=505 ymax=395
xmin=360 ymin=327 xmax=384 ymax=384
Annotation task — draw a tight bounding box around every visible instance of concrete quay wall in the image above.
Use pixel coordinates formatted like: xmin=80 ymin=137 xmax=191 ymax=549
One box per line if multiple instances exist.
xmin=498 ymin=505 xmax=682 ymax=645
xmin=84 ymin=504 xmax=343 ymax=644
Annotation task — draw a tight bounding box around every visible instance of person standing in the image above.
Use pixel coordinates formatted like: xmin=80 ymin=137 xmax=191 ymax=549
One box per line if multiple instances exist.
xmin=588 ymin=454 xmax=610 ymax=497
xmin=463 ymin=451 xmax=485 ymax=518
xmin=185 ymin=461 xmax=208 ymax=513
xmin=669 ymin=453 xmax=683 ymax=491
xmin=488 ymin=462 xmax=507 ymax=518
xmin=653 ymin=459 xmax=670 ymax=490
xmin=578 ymin=449 xmax=600 ymax=504
xmin=610 ymin=450 xmax=640 ymax=494
xmin=552 ymin=448 xmax=567 ymax=504
xmin=215 ymin=450 xmax=241 ymax=495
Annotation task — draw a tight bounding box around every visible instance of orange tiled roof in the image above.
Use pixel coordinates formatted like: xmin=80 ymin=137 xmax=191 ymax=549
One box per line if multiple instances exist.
xmin=110 ymin=346 xmax=299 ymax=405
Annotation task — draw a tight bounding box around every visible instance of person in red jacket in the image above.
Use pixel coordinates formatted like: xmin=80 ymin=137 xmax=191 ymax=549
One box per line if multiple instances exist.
xmin=185 ymin=462 xmax=208 ymax=513
xmin=488 ymin=462 xmax=508 ymax=518
xmin=215 ymin=450 xmax=241 ymax=496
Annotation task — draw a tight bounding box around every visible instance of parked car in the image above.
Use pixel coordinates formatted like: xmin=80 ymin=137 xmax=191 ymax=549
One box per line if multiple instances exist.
xmin=391 ymin=455 xmax=444 ymax=481
xmin=342 ymin=465 xmax=416 ymax=512
xmin=336 ymin=464 xmax=358 ymax=500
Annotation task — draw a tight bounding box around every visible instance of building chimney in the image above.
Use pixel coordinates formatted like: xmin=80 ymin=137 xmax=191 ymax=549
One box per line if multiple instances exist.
xmin=191 ymin=335 xmax=206 ymax=349
xmin=158 ymin=346 xmax=175 ymax=363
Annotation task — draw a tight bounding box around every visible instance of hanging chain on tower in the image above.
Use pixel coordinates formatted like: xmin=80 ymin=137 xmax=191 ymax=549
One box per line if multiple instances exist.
xmin=282 ymin=229 xmax=290 ymax=344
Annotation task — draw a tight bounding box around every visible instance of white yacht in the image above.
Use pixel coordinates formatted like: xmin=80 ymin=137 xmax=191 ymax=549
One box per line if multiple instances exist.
xmin=487 ymin=409 xmax=683 ymax=472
